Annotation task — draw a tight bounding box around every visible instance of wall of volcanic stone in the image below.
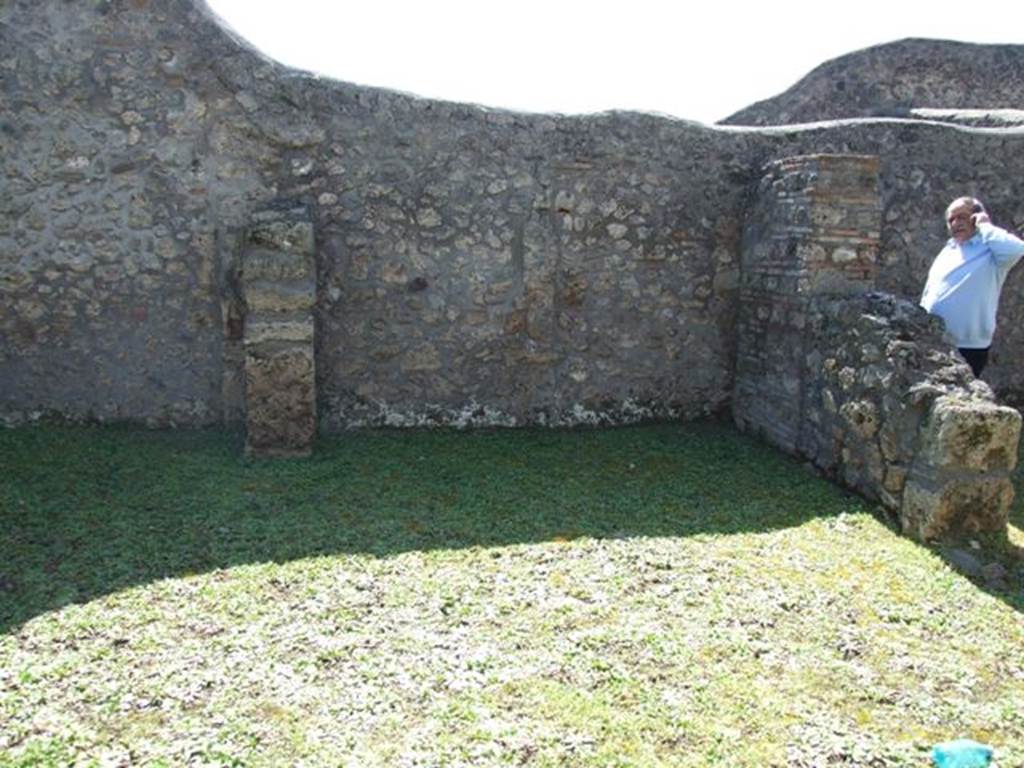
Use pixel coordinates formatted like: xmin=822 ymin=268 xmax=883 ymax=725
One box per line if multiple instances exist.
xmin=734 ymin=154 xmax=1021 ymax=541
xmin=1 ymin=1 xmax=269 ymax=425
xmin=801 ymin=291 xmax=1022 ymax=540
xmin=3 ymin=1 xmax=1024 ymax=429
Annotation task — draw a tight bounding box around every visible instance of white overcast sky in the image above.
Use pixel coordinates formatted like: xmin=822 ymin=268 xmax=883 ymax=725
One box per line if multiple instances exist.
xmin=204 ymin=0 xmax=1021 ymax=125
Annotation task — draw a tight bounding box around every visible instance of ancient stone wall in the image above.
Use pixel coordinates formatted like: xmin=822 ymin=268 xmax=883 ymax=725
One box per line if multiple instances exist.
xmin=0 ymin=0 xmax=750 ymax=428
xmin=804 ymin=293 xmax=1021 ymax=540
xmin=0 ymin=1 xmax=264 ymax=426
xmin=3 ymin=2 xmax=1024 ymax=432
xmin=735 ymin=156 xmax=1021 ymax=540
xmin=313 ymin=117 xmax=744 ymax=428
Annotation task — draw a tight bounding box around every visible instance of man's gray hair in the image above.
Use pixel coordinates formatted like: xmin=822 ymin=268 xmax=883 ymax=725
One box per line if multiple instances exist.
xmin=947 ymin=196 xmax=986 ymax=216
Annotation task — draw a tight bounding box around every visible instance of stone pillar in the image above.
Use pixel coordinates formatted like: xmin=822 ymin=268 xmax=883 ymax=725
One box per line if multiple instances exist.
xmin=241 ymin=204 xmax=317 ymax=457
xmin=734 ymin=154 xmax=881 ymax=453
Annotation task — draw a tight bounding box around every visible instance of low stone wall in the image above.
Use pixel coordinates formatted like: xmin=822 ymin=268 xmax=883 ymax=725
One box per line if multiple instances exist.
xmin=804 ymin=293 xmax=1020 ymax=539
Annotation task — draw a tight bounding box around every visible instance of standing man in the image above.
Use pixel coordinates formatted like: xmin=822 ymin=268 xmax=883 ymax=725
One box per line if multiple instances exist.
xmin=920 ymin=197 xmax=1024 ymax=378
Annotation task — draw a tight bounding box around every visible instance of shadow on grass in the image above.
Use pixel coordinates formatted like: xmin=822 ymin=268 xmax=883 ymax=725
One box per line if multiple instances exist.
xmin=2 ymin=418 xmax=1019 ymax=633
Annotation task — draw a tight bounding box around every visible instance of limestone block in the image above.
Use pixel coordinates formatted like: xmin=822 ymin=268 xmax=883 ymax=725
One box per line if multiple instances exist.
xmin=248 ymin=219 xmax=315 ymax=255
xmin=242 ymin=248 xmax=314 ymax=282
xmin=244 ymin=280 xmax=317 ymax=313
xmin=920 ymin=396 xmax=1021 ymax=473
xmin=245 ymin=347 xmax=316 ymax=457
xmin=901 ymin=476 xmax=1014 ymax=541
xmin=245 ymin=319 xmax=314 ymax=345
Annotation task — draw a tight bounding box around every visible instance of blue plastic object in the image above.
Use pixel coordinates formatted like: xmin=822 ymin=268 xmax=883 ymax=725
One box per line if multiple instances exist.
xmin=932 ymin=739 xmax=994 ymax=768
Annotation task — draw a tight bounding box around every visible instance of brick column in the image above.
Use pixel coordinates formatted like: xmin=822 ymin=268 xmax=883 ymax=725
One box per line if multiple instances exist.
xmin=241 ymin=204 xmax=317 ymax=457
xmin=733 ymin=154 xmax=881 ymax=453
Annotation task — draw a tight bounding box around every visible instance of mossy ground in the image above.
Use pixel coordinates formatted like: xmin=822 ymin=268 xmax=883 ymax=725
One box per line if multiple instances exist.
xmin=2 ymin=421 xmax=1022 ymax=766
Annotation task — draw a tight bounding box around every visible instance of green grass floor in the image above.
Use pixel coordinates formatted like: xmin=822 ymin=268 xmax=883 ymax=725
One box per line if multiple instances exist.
xmin=2 ymin=421 xmax=1023 ymax=766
